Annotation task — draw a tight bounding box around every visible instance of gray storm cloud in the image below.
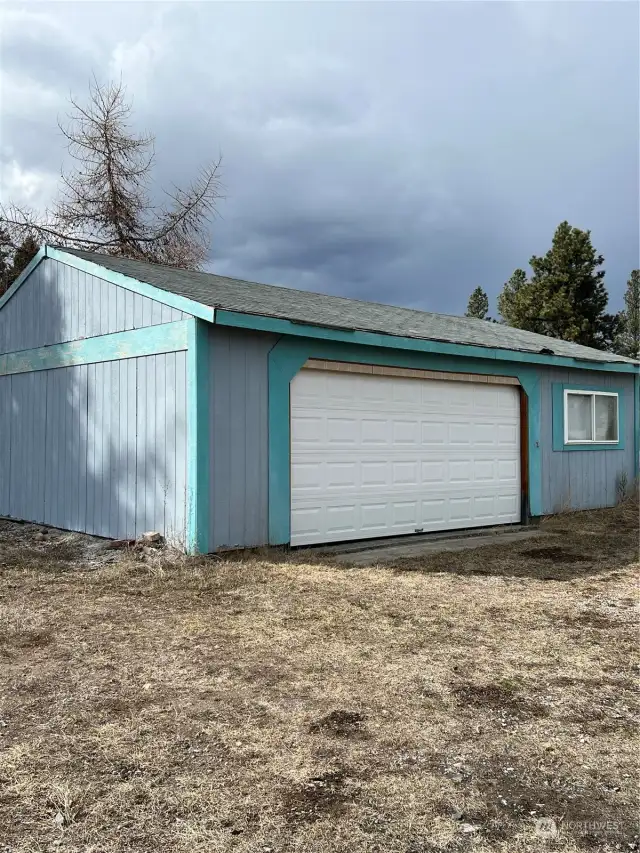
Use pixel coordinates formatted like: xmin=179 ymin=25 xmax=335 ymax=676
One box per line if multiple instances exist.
xmin=1 ymin=1 xmax=638 ymax=313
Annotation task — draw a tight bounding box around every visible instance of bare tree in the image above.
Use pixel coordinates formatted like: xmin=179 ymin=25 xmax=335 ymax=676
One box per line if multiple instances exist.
xmin=1 ymin=78 xmax=222 ymax=269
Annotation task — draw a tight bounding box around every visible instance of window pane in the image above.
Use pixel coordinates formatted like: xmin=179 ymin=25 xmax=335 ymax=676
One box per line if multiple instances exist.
xmin=567 ymin=394 xmax=593 ymax=441
xmin=595 ymin=395 xmax=617 ymax=441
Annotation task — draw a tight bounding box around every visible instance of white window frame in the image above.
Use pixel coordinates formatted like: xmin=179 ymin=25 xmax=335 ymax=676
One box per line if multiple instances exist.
xmin=563 ymin=389 xmax=619 ymax=445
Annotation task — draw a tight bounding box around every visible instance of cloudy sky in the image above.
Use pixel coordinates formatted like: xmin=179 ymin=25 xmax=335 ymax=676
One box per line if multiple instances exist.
xmin=1 ymin=1 xmax=638 ymax=314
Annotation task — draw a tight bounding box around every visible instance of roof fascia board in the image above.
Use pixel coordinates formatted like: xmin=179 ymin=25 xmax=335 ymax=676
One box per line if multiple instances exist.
xmin=215 ymin=309 xmax=639 ymax=374
xmin=0 ymin=246 xmax=48 ymax=310
xmin=46 ymin=247 xmax=215 ymax=322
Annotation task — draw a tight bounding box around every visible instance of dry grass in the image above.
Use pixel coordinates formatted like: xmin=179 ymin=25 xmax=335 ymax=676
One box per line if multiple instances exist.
xmin=0 ymin=501 xmax=638 ymax=853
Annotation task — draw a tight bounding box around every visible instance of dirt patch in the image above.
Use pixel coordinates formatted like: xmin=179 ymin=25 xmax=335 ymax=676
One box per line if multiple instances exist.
xmin=309 ymin=709 xmax=367 ymax=737
xmin=520 ymin=546 xmax=590 ymax=564
xmin=451 ymin=682 xmax=550 ymax=719
xmin=562 ymin=611 xmax=628 ymax=629
xmin=468 ymin=756 xmax=640 ymax=848
xmin=280 ymin=770 xmax=359 ymax=823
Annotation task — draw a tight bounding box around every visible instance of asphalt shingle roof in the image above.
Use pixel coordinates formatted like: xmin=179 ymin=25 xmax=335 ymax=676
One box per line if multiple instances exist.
xmin=61 ymin=248 xmax=638 ymax=366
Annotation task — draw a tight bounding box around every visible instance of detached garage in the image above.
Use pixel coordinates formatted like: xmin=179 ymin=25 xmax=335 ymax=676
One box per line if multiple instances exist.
xmin=0 ymin=246 xmax=638 ymax=552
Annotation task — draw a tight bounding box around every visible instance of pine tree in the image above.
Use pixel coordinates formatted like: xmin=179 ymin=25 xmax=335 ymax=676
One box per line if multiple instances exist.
xmin=0 ymin=231 xmax=39 ymax=296
xmin=496 ymin=269 xmax=540 ymax=331
xmin=465 ymin=287 xmax=489 ymax=319
xmin=615 ymin=270 xmax=640 ymax=358
xmin=497 ymin=222 xmax=611 ymax=349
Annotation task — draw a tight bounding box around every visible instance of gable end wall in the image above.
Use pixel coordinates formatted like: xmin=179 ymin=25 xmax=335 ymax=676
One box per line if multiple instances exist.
xmin=0 ymin=257 xmax=188 ymax=354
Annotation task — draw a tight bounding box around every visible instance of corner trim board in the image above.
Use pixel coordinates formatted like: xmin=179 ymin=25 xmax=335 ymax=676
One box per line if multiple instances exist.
xmin=186 ymin=318 xmax=210 ymax=554
xmin=0 ymin=321 xmax=189 ymax=376
xmin=635 ymin=372 xmax=640 ymax=479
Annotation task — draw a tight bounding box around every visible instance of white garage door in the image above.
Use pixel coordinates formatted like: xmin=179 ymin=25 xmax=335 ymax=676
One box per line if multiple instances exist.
xmin=290 ymin=368 xmax=521 ymax=546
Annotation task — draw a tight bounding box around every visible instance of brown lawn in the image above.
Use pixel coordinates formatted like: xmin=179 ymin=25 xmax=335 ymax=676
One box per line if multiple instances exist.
xmin=0 ymin=501 xmax=638 ymax=853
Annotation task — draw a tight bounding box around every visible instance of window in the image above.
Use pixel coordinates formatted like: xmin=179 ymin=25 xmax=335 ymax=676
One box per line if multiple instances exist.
xmin=564 ymin=390 xmax=618 ymax=444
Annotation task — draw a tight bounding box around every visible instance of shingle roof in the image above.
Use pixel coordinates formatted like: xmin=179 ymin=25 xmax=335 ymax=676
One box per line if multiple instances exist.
xmin=61 ymin=248 xmax=638 ymax=366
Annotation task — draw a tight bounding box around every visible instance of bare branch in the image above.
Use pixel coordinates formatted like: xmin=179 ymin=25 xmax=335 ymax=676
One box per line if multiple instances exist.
xmin=4 ymin=76 xmax=222 ymax=267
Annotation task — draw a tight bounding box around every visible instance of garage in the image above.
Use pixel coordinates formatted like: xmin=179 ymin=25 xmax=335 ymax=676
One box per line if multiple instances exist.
xmin=290 ymin=365 xmax=522 ymax=546
xmin=3 ymin=247 xmax=636 ymax=552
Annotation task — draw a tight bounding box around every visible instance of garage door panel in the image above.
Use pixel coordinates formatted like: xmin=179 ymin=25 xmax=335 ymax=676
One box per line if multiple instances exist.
xmin=362 ymin=418 xmax=388 ymax=444
xmin=421 ymin=422 xmax=447 ymax=444
xmin=326 ymin=462 xmax=357 ymax=488
xmin=361 ymin=461 xmax=388 ymax=486
xmin=498 ymin=459 xmax=519 ymax=481
xmin=361 ymin=503 xmax=388 ymax=530
xmin=291 ymin=370 xmax=521 ymax=546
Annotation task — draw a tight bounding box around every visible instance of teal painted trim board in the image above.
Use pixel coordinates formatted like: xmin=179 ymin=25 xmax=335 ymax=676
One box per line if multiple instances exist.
xmin=635 ymin=372 xmax=640 ymax=479
xmin=45 ymin=247 xmax=215 ymax=323
xmin=0 ymin=247 xmax=47 ymax=310
xmin=217 ymin=309 xmax=638 ymax=375
xmin=267 ymin=338 xmax=543 ymax=545
xmin=186 ymin=319 xmax=210 ymax=553
xmin=551 ymin=383 xmax=626 ymax=452
xmin=0 ymin=320 xmax=189 ymax=377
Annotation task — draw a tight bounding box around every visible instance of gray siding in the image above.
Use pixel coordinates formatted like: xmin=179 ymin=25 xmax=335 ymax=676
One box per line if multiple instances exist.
xmin=0 ymin=256 xmax=187 ymax=354
xmin=540 ymin=367 xmax=636 ymax=514
xmin=0 ymin=352 xmax=187 ymax=541
xmin=208 ymin=326 xmax=278 ymax=550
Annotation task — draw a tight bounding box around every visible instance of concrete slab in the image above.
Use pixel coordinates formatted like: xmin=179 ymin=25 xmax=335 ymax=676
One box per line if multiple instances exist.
xmin=320 ymin=528 xmax=545 ymax=566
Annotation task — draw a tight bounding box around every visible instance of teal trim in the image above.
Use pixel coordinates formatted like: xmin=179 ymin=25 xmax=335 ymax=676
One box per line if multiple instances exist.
xmin=635 ymin=372 xmax=640 ymax=479
xmin=216 ymin=309 xmax=639 ymax=374
xmin=267 ymin=338 xmax=543 ymax=545
xmin=552 ymin=383 xmax=626 ymax=452
xmin=0 ymin=320 xmax=188 ymax=377
xmin=45 ymin=247 xmax=215 ymax=323
xmin=0 ymin=246 xmax=47 ymax=310
xmin=186 ymin=319 xmax=210 ymax=553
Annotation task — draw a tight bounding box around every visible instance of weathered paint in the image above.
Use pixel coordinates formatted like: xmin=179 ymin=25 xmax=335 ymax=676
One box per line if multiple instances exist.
xmin=540 ymin=368 xmax=636 ymax=513
xmin=0 ymin=352 xmax=188 ymax=540
xmin=207 ymin=326 xmax=277 ymax=550
xmin=215 ymin=309 xmax=638 ymax=374
xmin=0 ymin=257 xmax=188 ymax=355
xmin=267 ymin=336 xmax=543 ymax=545
xmin=0 ymin=321 xmax=189 ymax=377
xmin=551 ymin=382 xmax=626 ymax=451
xmin=45 ymin=248 xmax=215 ymax=322
xmin=185 ymin=319 xmax=210 ymax=553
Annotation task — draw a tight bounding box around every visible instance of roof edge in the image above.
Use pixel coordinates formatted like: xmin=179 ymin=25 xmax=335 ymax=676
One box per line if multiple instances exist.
xmin=215 ymin=308 xmax=640 ymax=374
xmin=47 ymin=247 xmax=215 ymax=321
xmin=1 ymin=245 xmax=216 ymax=321
xmin=0 ymin=246 xmax=48 ymax=311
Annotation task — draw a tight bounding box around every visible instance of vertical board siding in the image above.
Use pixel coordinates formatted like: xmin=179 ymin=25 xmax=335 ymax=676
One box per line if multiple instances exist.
xmin=540 ymin=367 xmax=635 ymax=514
xmin=208 ymin=327 xmax=277 ymax=550
xmin=0 ymin=353 xmax=187 ymax=541
xmin=0 ymin=257 xmax=187 ymax=355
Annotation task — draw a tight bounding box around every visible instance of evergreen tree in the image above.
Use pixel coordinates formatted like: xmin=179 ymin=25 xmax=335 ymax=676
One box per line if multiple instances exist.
xmin=465 ymin=287 xmax=489 ymax=319
xmin=497 ymin=222 xmax=611 ymax=349
xmin=615 ymin=270 xmax=640 ymax=358
xmin=497 ymin=269 xmax=539 ymax=331
xmin=0 ymin=232 xmax=39 ymax=296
